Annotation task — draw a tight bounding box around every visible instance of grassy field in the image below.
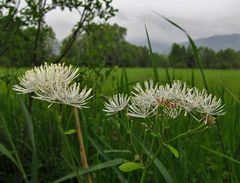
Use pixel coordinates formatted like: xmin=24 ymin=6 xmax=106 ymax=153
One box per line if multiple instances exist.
xmin=102 ymin=68 xmax=240 ymax=95
xmin=0 ymin=67 xmax=240 ymax=183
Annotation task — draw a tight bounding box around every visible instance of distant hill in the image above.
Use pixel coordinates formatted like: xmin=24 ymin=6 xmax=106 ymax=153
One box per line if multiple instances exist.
xmin=180 ymin=33 xmax=240 ymax=52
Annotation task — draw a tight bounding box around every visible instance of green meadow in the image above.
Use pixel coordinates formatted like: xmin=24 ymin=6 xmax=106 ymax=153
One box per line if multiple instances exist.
xmin=0 ymin=67 xmax=239 ymax=182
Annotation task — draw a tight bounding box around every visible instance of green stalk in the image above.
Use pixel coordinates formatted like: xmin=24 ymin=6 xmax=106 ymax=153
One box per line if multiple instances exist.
xmin=128 ymin=120 xmax=139 ymax=156
xmin=56 ymin=116 xmax=82 ymax=183
xmin=0 ymin=113 xmax=29 ymax=183
xmin=140 ymin=118 xmax=158 ymax=183
xmin=164 ymin=123 xmax=206 ymax=144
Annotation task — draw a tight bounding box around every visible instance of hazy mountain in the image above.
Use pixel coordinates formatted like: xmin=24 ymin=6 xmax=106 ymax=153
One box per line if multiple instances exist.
xmin=180 ymin=33 xmax=240 ymax=52
xmin=151 ymin=33 xmax=240 ymax=54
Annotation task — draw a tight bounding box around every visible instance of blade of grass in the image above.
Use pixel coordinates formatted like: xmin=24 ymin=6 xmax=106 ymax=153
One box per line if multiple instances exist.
xmin=0 ymin=112 xmax=29 ymax=182
xmin=52 ymin=158 xmax=127 ymax=183
xmin=145 ymin=24 xmax=159 ymax=83
xmin=201 ymin=146 xmax=240 ymax=165
xmin=119 ymin=118 xmax=173 ymax=183
xmin=20 ymin=98 xmax=38 ymax=183
xmin=165 ymin=67 xmax=171 ymax=83
xmin=0 ymin=143 xmax=18 ymax=167
xmin=154 ymin=12 xmax=208 ymax=90
xmin=88 ymin=135 xmax=128 ymax=182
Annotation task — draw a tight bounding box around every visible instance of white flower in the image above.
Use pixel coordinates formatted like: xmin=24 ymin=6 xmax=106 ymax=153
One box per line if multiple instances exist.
xmin=13 ymin=69 xmax=39 ymax=94
xmin=196 ymin=94 xmax=225 ymax=116
xmin=127 ymin=100 xmax=157 ymax=118
xmin=13 ymin=62 xmax=79 ymax=94
xmin=132 ymin=80 xmax=159 ymax=107
xmin=163 ymin=107 xmax=181 ymax=119
xmin=175 ymin=87 xmax=203 ymax=115
xmin=103 ymin=93 xmax=129 ymax=115
xmin=34 ymin=83 xmax=92 ymax=108
xmin=13 ymin=62 xmax=92 ymax=108
xmin=127 ymin=80 xmax=159 ymax=118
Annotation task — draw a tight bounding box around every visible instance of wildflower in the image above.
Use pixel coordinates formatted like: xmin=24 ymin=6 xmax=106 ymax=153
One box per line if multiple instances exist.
xmin=103 ymin=93 xmax=129 ymax=115
xmin=163 ymin=107 xmax=181 ymax=119
xmin=13 ymin=62 xmax=92 ymax=108
xmin=127 ymin=80 xmax=159 ymax=118
xmin=197 ymin=94 xmax=225 ymax=116
xmin=34 ymin=83 xmax=92 ymax=108
xmin=196 ymin=93 xmax=225 ymax=124
xmin=174 ymin=87 xmax=202 ymax=115
xmin=127 ymin=97 xmax=158 ymax=118
xmin=13 ymin=62 xmax=79 ymax=94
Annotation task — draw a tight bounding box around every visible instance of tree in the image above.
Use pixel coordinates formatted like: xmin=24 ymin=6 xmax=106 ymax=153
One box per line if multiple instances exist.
xmin=168 ymin=43 xmax=187 ymax=67
xmin=0 ymin=0 xmax=117 ymax=66
xmin=61 ymin=23 xmax=127 ymax=66
xmin=0 ymin=16 xmax=56 ymax=67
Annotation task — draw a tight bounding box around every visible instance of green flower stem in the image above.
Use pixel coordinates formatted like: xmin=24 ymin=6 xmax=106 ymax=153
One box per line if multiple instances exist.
xmin=140 ymin=119 xmax=158 ymax=183
xmin=164 ymin=123 xmax=206 ymax=144
xmin=56 ymin=115 xmax=82 ymax=183
xmin=128 ymin=119 xmax=139 ymax=157
xmin=140 ymin=137 xmax=162 ymax=183
xmin=73 ymin=106 xmax=92 ymax=183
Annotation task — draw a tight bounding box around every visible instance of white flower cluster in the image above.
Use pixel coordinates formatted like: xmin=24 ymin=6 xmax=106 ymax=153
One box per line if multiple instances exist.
xmin=13 ymin=63 xmax=92 ymax=108
xmin=104 ymin=80 xmax=225 ymax=125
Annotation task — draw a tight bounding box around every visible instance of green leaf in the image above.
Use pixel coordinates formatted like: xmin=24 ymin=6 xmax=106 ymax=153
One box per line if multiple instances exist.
xmin=20 ymin=98 xmax=38 ymax=183
xmin=201 ymin=146 xmax=240 ymax=165
xmin=88 ymin=135 xmax=127 ymax=182
xmin=64 ymin=129 xmax=76 ymax=135
xmin=164 ymin=144 xmax=179 ymax=158
xmin=154 ymin=12 xmax=208 ymax=90
xmin=145 ymin=24 xmax=159 ymax=83
xmin=119 ymin=162 xmax=144 ymax=172
xmin=104 ymin=149 xmax=132 ymax=154
xmin=150 ymin=131 xmax=160 ymax=138
xmin=118 ymin=119 xmax=173 ymax=183
xmin=52 ymin=158 xmax=126 ymax=183
xmin=0 ymin=143 xmax=18 ymax=167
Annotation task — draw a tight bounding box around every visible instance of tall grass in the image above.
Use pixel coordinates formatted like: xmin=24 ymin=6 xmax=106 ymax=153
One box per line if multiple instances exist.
xmin=0 ymin=16 xmax=240 ymax=183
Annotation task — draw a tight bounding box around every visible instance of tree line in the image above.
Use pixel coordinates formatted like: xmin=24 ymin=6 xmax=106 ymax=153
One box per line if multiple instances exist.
xmin=0 ymin=1 xmax=240 ymax=69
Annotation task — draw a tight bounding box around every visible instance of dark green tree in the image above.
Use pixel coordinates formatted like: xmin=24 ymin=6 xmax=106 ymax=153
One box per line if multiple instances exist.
xmin=0 ymin=0 xmax=117 ymax=66
xmin=169 ymin=43 xmax=187 ymax=67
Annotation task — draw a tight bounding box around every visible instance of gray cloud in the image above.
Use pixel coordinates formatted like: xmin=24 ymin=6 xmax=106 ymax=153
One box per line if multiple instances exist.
xmin=45 ymin=0 xmax=240 ymax=51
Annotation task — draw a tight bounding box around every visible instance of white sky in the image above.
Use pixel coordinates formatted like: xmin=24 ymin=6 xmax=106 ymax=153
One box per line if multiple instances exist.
xmin=45 ymin=0 xmax=240 ymax=51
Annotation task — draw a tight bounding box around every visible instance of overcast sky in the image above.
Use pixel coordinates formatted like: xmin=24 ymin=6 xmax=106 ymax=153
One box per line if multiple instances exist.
xmin=46 ymin=0 xmax=240 ymax=52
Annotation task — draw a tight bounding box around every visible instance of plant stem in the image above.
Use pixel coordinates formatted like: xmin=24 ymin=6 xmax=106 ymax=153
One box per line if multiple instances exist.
xmin=128 ymin=120 xmax=139 ymax=156
xmin=73 ymin=106 xmax=92 ymax=183
xmin=140 ymin=123 xmax=157 ymax=183
xmin=56 ymin=120 xmax=82 ymax=183
xmin=164 ymin=123 xmax=205 ymax=144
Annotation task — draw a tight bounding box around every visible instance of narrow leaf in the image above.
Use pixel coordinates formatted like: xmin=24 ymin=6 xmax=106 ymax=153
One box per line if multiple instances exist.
xmin=52 ymin=158 xmax=126 ymax=183
xmin=154 ymin=12 xmax=208 ymax=90
xmin=164 ymin=144 xmax=179 ymax=158
xmin=0 ymin=143 xmax=18 ymax=167
xmin=88 ymin=135 xmax=127 ymax=182
xmin=145 ymin=24 xmax=159 ymax=82
xmin=201 ymin=146 xmax=240 ymax=165
xmin=64 ymin=129 xmax=77 ymax=135
xmin=119 ymin=162 xmax=144 ymax=172
xmin=20 ymin=98 xmax=38 ymax=183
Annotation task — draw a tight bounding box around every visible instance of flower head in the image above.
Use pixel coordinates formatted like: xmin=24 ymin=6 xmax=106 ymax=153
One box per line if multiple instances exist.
xmin=103 ymin=93 xmax=129 ymax=115
xmin=197 ymin=94 xmax=225 ymax=116
xmin=104 ymin=80 xmax=225 ymax=124
xmin=127 ymin=80 xmax=159 ymax=118
xmin=13 ymin=62 xmax=79 ymax=94
xmin=13 ymin=62 xmax=92 ymax=109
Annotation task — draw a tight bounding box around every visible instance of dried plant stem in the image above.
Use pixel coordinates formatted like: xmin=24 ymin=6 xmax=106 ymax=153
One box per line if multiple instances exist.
xmin=73 ymin=107 xmax=92 ymax=183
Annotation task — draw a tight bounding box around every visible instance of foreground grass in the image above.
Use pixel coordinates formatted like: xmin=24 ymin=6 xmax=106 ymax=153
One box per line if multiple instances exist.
xmin=0 ymin=67 xmax=240 ymax=182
